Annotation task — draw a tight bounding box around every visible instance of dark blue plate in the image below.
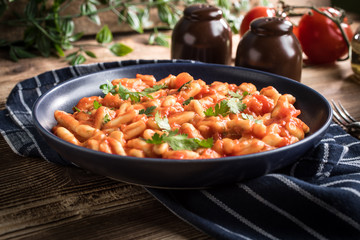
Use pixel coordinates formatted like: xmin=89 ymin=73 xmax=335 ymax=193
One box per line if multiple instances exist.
xmin=32 ymin=62 xmax=332 ymax=189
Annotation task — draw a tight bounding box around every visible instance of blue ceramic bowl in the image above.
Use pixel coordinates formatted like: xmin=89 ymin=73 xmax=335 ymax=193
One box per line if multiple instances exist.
xmin=33 ymin=62 xmax=332 ymax=188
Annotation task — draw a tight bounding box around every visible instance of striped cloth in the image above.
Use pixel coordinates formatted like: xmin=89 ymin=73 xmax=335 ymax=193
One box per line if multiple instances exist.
xmin=1 ymin=59 xmax=360 ymax=239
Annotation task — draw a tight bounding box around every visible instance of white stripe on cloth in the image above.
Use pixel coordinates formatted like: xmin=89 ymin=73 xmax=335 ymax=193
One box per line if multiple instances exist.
xmin=321 ymin=179 xmax=360 ymax=187
xmin=201 ymin=190 xmax=279 ymax=240
xmin=315 ymin=143 xmax=329 ymax=177
xmin=51 ymin=69 xmax=60 ymax=85
xmin=334 ymin=133 xmax=352 ymax=139
xmin=237 ymin=184 xmax=327 ymax=240
xmin=320 ymin=138 xmax=336 ymax=143
xmin=346 ymin=142 xmax=360 ymax=148
xmin=341 ymin=156 xmax=360 ymax=162
xmin=268 ymin=174 xmax=360 ymax=232
xmin=339 ymin=162 xmax=360 ymax=168
xmin=69 ymin=65 xmax=78 ymax=77
xmin=16 ymin=82 xmax=32 ymax=114
xmin=6 ymin=105 xmax=49 ymax=162
xmin=34 ymin=76 xmax=42 ymax=96
xmin=340 ymin=187 xmax=360 ymax=198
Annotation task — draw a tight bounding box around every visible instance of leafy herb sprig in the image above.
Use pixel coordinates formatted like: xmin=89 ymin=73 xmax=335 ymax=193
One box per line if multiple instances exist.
xmin=204 ymin=90 xmax=249 ymax=117
xmin=146 ymin=111 xmax=214 ymax=151
xmin=0 ymin=0 xmax=250 ymax=64
xmin=99 ymin=81 xmax=167 ymax=103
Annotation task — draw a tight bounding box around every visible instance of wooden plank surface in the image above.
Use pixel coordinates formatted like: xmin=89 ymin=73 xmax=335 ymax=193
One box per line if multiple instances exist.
xmin=1 ymin=16 xmax=360 ymax=240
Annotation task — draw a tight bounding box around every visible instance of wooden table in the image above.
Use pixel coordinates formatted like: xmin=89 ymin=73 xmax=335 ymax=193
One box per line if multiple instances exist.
xmin=1 ymin=26 xmax=360 ymax=239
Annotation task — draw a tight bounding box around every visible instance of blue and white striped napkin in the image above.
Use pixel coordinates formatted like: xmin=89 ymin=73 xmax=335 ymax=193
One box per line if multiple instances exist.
xmin=1 ymin=59 xmax=360 ymax=239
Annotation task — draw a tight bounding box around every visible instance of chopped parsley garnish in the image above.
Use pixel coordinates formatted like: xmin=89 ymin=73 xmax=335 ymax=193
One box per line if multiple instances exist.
xmin=99 ymin=81 xmax=116 ymax=95
xmin=177 ymin=80 xmax=192 ymax=92
xmin=148 ymin=111 xmax=214 ymax=150
xmin=103 ymin=113 xmax=111 ymax=123
xmin=241 ymin=113 xmax=262 ymax=124
xmin=226 ymin=98 xmax=246 ymax=114
xmin=183 ymin=97 xmax=194 ymax=106
xmin=204 ymin=100 xmax=230 ymax=117
xmin=73 ymin=106 xmax=81 ymax=112
xmin=154 ymin=111 xmax=171 ymax=131
xmin=146 ymin=130 xmax=214 ymax=151
xmin=100 ymin=81 xmax=167 ymax=103
xmin=204 ymin=92 xmax=248 ymax=117
xmin=139 ymin=106 xmax=157 ymax=117
xmin=228 ymin=90 xmax=250 ymax=99
xmin=93 ymin=100 xmax=102 ymax=109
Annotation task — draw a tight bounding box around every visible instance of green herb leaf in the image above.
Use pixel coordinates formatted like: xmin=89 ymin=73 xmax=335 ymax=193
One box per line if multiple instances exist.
xmin=24 ymin=0 xmax=37 ymax=18
xmin=126 ymin=7 xmax=143 ymax=33
xmin=139 ymin=106 xmax=157 ymax=117
xmin=145 ymin=132 xmax=164 ymax=145
xmin=80 ymin=1 xmax=100 ymax=25
xmin=85 ymin=50 xmax=97 ymax=58
xmin=103 ymin=113 xmax=111 ymax=123
xmin=60 ymin=18 xmax=74 ymax=37
xmin=73 ymin=106 xmax=81 ymax=112
xmin=226 ymin=98 xmax=246 ymax=114
xmin=70 ymin=54 xmax=86 ymax=65
xmin=69 ymin=32 xmax=84 ymax=42
xmin=100 ymin=81 xmax=116 ymax=95
xmin=54 ymin=44 xmax=65 ymax=57
xmin=10 ymin=46 xmax=36 ymax=59
xmin=96 ymin=24 xmax=113 ymax=44
xmin=93 ymin=100 xmax=102 ymax=109
xmin=195 ymin=137 xmax=214 ymax=148
xmin=204 ymin=100 xmax=230 ymax=117
xmin=165 ymin=133 xmax=199 ymax=151
xmin=154 ymin=111 xmax=171 ymax=131
xmin=143 ymin=84 xmax=167 ymax=94
xmin=117 ymin=83 xmax=141 ymax=102
xmin=183 ymin=97 xmax=194 ymax=106
xmin=146 ymin=130 xmax=214 ymax=151
xmin=241 ymin=113 xmax=262 ymax=124
xmin=148 ymin=32 xmax=170 ymax=47
xmin=177 ymin=80 xmax=192 ymax=92
xmin=109 ymin=43 xmax=133 ymax=56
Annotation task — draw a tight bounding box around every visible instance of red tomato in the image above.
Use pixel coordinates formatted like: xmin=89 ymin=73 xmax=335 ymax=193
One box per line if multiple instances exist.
xmin=297 ymin=7 xmax=353 ymax=64
xmin=240 ymin=6 xmax=277 ymax=36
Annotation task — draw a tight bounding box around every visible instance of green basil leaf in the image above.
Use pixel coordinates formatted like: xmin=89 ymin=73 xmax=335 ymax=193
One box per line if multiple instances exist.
xmin=96 ymin=24 xmax=113 ymax=44
xmin=36 ymin=35 xmax=51 ymax=57
xmin=80 ymin=2 xmax=101 ymax=25
xmin=85 ymin=50 xmax=97 ymax=58
xmin=60 ymin=18 xmax=74 ymax=37
xmin=70 ymin=54 xmax=86 ymax=65
xmin=54 ymin=44 xmax=65 ymax=57
xmin=109 ymin=43 xmax=133 ymax=56
xmin=66 ymin=51 xmax=78 ymax=61
xmin=155 ymin=35 xmax=169 ymax=47
xmin=24 ymin=0 xmax=37 ymax=18
xmin=126 ymin=8 xmax=143 ymax=33
xmin=12 ymin=46 xmax=36 ymax=58
xmin=68 ymin=32 xmax=83 ymax=42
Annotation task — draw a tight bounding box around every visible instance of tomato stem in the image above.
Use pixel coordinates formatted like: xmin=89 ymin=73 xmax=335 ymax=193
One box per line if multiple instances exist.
xmin=278 ymin=1 xmax=351 ymax=61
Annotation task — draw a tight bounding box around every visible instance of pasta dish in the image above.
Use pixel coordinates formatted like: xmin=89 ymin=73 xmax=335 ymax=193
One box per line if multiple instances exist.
xmin=52 ymin=72 xmax=310 ymax=159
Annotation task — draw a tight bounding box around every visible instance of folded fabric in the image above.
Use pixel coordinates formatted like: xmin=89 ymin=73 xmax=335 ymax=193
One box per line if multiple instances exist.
xmin=1 ymin=59 xmax=360 ymax=240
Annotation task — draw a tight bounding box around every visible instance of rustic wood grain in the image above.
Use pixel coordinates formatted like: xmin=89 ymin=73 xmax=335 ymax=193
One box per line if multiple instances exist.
xmin=1 ymin=6 xmax=360 ymax=238
xmin=0 ymin=139 xmax=211 ymax=239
